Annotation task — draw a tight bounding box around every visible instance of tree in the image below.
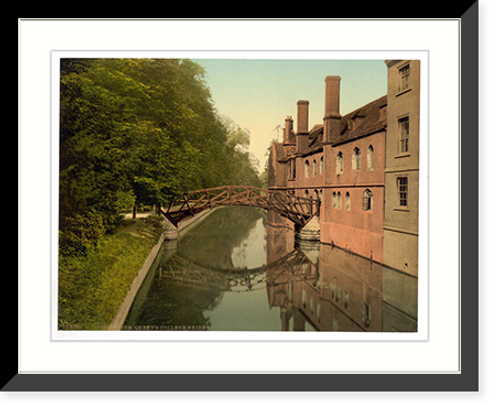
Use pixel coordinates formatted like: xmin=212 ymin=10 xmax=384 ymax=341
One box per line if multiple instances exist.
xmin=59 ymin=58 xmax=261 ymax=255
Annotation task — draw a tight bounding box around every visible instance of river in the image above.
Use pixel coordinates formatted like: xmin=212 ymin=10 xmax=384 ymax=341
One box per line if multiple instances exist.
xmin=123 ymin=206 xmax=417 ymax=332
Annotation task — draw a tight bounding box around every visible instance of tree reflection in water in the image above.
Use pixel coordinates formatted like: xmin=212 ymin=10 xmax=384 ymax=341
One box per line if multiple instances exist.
xmin=124 ymin=207 xmax=418 ymax=332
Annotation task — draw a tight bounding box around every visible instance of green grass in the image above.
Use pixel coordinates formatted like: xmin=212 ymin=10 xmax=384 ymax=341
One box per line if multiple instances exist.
xmin=58 ymin=215 xmax=165 ymax=331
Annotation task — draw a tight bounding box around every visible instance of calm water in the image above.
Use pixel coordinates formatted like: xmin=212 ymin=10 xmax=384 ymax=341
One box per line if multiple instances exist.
xmin=124 ymin=206 xmax=417 ymax=332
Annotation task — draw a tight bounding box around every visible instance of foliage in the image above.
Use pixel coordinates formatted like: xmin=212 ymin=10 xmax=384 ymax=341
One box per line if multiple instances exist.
xmin=258 ymin=141 xmax=273 ymax=188
xmin=59 ymin=58 xmax=261 ymax=255
xmin=58 ymin=216 xmax=166 ymax=330
xmin=59 ymin=211 xmax=106 ymax=256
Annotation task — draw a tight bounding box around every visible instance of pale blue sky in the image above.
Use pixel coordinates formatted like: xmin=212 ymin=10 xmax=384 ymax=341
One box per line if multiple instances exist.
xmin=193 ymin=59 xmax=388 ymax=172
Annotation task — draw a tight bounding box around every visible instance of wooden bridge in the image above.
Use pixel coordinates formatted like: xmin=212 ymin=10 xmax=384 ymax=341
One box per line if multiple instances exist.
xmin=160 ymin=186 xmax=320 ymax=230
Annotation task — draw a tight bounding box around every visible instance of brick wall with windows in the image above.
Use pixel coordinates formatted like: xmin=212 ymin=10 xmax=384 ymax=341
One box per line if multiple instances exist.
xmin=267 ymin=69 xmax=419 ymax=274
xmin=321 ymin=128 xmax=386 ymax=263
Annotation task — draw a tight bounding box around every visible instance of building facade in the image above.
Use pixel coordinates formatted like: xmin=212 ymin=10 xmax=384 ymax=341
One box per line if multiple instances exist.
xmin=383 ymin=60 xmax=420 ymax=276
xmin=268 ymin=61 xmax=420 ymax=276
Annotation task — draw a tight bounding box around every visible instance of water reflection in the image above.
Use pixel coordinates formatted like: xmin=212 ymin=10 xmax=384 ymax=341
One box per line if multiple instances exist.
xmin=267 ymin=222 xmax=417 ymax=332
xmin=124 ymin=206 xmax=417 ymax=332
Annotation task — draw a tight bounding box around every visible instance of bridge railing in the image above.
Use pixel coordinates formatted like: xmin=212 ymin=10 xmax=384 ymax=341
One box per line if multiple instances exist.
xmin=165 ymin=186 xmax=269 ymax=214
xmin=161 ymin=186 xmax=320 ymax=228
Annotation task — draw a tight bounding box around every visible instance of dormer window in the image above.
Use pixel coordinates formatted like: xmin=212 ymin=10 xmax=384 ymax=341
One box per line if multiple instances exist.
xmin=379 ymin=104 xmax=387 ymax=121
xmin=348 ymin=115 xmax=364 ymax=130
xmin=352 ymin=115 xmax=365 ymax=129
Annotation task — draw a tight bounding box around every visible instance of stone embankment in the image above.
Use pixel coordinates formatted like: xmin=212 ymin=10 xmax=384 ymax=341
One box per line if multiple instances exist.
xmin=108 ymin=207 xmax=219 ymax=330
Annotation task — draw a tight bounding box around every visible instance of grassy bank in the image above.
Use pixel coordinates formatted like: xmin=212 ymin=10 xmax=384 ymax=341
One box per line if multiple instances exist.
xmin=58 ymin=215 xmax=166 ymax=331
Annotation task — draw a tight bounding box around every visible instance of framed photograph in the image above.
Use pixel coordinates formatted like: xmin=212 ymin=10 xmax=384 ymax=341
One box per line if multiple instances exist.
xmin=50 ymin=49 xmax=428 ymax=343
xmin=11 ymin=10 xmax=477 ymax=391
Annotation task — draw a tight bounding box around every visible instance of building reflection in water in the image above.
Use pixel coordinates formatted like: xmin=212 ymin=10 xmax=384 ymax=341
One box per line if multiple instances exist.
xmin=266 ymin=213 xmax=418 ymax=332
xmin=125 ymin=207 xmax=417 ymax=332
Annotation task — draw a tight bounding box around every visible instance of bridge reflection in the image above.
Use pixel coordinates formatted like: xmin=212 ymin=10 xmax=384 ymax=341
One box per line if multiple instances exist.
xmin=125 ymin=207 xmax=417 ymax=332
xmin=149 ymin=223 xmax=417 ymax=332
xmin=157 ymin=248 xmax=317 ymax=294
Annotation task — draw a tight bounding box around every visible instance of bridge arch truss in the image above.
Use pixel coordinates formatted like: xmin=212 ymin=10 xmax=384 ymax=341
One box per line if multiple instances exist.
xmin=160 ymin=186 xmax=320 ymax=230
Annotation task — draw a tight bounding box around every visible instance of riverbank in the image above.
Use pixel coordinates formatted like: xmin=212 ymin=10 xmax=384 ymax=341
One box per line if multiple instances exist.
xmin=58 ymin=215 xmax=166 ymax=331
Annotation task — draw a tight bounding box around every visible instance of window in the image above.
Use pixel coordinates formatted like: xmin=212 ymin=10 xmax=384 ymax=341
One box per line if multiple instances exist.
xmin=343 ymin=290 xmax=350 ymax=309
xmin=332 ymin=191 xmax=337 ymax=208
xmin=320 ymin=157 xmax=324 ymax=174
xmin=399 ymin=64 xmax=410 ymax=92
xmin=319 ymin=189 xmax=323 ymax=202
xmin=367 ymin=145 xmax=374 ymax=171
xmin=398 ymin=117 xmax=409 ymax=153
xmin=305 ymin=160 xmax=310 ymax=177
xmin=312 ymin=159 xmax=317 ymax=175
xmin=363 ymin=189 xmax=373 ymax=211
xmin=288 ymin=158 xmax=296 ymax=180
xmin=337 ymin=192 xmax=342 ymax=209
xmin=313 ymin=189 xmax=319 ymax=200
xmin=288 ymin=159 xmax=295 ymax=180
xmin=336 ymin=152 xmax=343 ymax=175
xmin=352 ymin=147 xmax=361 ymax=170
xmin=362 ymin=302 xmax=372 ymax=328
xmin=397 ymin=177 xmax=408 ymax=207
xmin=305 ymin=189 xmax=309 ymax=198
xmin=345 ymin=192 xmax=351 ymax=210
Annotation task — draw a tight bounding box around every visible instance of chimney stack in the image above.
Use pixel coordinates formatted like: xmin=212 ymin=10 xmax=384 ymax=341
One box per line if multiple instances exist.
xmin=323 ymin=76 xmax=342 ymax=143
xmin=296 ymin=100 xmax=309 ymax=153
xmin=297 ymin=100 xmax=309 ymax=134
xmin=283 ymin=115 xmax=294 ymax=145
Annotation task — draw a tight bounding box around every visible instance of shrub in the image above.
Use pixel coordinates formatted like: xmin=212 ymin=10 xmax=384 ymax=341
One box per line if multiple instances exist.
xmin=59 ymin=211 xmax=106 ymax=256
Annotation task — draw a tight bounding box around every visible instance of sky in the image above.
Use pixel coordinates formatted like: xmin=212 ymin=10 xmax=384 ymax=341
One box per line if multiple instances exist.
xmin=193 ymin=59 xmax=388 ymax=173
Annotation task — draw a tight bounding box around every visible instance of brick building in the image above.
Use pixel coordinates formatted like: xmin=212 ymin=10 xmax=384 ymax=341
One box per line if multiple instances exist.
xmin=267 ymin=60 xmax=420 ymax=276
